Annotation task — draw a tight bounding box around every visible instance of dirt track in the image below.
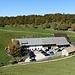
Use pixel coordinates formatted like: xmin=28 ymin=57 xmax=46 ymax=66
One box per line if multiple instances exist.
xmin=2 ymin=55 xmax=75 ymax=68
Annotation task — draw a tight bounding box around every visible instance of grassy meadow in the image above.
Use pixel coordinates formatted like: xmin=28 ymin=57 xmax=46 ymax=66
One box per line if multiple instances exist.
xmin=0 ymin=56 xmax=75 ymax=75
xmin=0 ymin=26 xmax=75 ymax=75
xmin=0 ymin=26 xmax=75 ymax=65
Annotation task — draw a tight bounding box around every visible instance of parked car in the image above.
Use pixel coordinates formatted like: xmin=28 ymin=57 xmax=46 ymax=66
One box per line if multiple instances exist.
xmin=11 ymin=61 xmax=18 ymax=65
xmin=39 ymin=50 xmax=50 ymax=56
xmin=49 ymin=51 xmax=54 ymax=55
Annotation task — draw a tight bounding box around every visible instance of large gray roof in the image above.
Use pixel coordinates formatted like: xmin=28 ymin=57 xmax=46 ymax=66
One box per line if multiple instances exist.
xmin=12 ymin=37 xmax=70 ymax=46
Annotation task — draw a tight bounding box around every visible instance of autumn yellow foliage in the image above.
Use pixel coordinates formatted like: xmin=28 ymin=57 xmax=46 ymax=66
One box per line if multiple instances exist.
xmin=7 ymin=39 xmax=21 ymax=56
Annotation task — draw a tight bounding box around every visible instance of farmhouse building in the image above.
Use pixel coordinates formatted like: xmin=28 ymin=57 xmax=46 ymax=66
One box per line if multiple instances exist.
xmin=62 ymin=46 xmax=75 ymax=56
xmin=12 ymin=37 xmax=70 ymax=51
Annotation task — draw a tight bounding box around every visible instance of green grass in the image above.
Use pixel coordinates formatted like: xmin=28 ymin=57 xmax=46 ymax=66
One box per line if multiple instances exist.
xmin=0 ymin=27 xmax=75 ymax=66
xmin=0 ymin=56 xmax=75 ymax=75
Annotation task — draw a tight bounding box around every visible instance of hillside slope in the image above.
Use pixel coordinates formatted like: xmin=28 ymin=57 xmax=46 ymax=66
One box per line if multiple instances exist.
xmin=0 ymin=27 xmax=75 ymax=65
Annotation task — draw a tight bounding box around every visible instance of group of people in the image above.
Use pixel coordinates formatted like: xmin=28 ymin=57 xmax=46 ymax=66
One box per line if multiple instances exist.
xmin=11 ymin=49 xmax=36 ymax=64
xmin=29 ymin=50 xmax=36 ymax=62
xmin=18 ymin=49 xmax=36 ymax=62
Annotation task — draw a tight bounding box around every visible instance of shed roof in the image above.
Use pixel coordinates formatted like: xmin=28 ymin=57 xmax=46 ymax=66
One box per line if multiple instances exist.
xmin=54 ymin=33 xmax=68 ymax=37
xmin=64 ymin=46 xmax=75 ymax=53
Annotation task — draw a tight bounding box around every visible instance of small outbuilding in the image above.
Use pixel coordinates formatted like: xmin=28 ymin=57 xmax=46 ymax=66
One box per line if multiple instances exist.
xmin=54 ymin=33 xmax=71 ymax=43
xmin=62 ymin=46 xmax=75 ymax=56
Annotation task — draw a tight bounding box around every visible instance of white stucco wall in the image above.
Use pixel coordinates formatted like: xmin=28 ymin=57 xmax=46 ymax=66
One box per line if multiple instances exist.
xmin=62 ymin=49 xmax=69 ymax=56
xmin=51 ymin=46 xmax=58 ymax=50
xmin=29 ymin=46 xmax=44 ymax=51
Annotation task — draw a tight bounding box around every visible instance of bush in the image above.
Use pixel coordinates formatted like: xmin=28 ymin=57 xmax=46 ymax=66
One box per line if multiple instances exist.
xmin=45 ymin=23 xmax=50 ymax=28
xmin=58 ymin=24 xmax=68 ymax=30
xmin=0 ymin=61 xmax=4 ymax=67
xmin=0 ymin=24 xmax=5 ymax=27
xmin=71 ymin=24 xmax=75 ymax=31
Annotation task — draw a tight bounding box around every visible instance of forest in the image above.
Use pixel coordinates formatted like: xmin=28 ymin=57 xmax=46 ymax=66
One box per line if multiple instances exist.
xmin=0 ymin=13 xmax=75 ymax=31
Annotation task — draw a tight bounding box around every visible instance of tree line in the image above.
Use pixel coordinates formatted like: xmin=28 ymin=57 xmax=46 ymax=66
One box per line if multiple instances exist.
xmin=0 ymin=13 xmax=75 ymax=31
